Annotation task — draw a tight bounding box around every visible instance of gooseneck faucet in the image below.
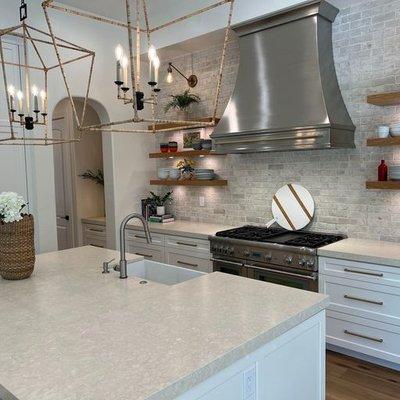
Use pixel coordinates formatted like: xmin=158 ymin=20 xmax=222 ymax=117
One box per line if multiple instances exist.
xmin=119 ymin=213 xmax=152 ymax=279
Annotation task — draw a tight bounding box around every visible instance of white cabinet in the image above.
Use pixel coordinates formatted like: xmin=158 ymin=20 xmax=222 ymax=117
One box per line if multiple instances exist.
xmin=319 ymin=257 xmax=400 ymax=365
xmin=82 ymin=223 xmax=107 ymax=248
xmin=126 ymin=229 xmax=212 ymax=272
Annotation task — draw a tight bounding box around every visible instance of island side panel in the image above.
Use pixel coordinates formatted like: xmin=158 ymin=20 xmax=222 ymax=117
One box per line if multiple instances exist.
xmin=174 ymin=311 xmax=325 ymax=400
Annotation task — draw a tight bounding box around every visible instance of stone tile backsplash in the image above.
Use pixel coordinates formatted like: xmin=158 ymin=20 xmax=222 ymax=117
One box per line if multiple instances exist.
xmin=153 ymin=0 xmax=400 ymax=242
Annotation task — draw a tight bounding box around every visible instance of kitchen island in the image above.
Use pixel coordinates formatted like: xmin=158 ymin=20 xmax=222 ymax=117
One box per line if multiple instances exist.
xmin=0 ymin=246 xmax=328 ymax=400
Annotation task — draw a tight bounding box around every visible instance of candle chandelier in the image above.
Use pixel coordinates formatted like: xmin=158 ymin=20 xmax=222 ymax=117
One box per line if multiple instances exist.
xmin=42 ymin=0 xmax=235 ymax=134
xmin=0 ymin=0 xmax=95 ymax=146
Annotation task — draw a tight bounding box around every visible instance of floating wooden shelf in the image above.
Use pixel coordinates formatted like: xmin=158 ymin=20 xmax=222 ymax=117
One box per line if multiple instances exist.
xmin=149 ymin=149 xmax=223 ymax=159
xmin=147 ymin=117 xmax=219 ymax=132
xmin=150 ymin=179 xmax=228 ymax=187
xmin=366 ymin=181 xmax=400 ymax=190
xmin=367 ymin=92 xmax=400 ymax=106
xmin=367 ymin=136 xmax=400 ymax=147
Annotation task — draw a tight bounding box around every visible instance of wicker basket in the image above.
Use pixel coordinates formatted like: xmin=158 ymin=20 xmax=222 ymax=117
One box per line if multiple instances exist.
xmin=0 ymin=214 xmax=35 ymax=280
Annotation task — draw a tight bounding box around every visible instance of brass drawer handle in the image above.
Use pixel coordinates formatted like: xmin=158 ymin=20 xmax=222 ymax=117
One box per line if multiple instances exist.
xmin=134 ymin=234 xmax=147 ymax=239
xmin=344 ymin=268 xmax=383 ymax=277
xmin=90 ymin=244 xmax=104 ymax=248
xmin=344 ymin=329 xmax=383 ymax=343
xmin=87 ymin=228 xmax=104 ymax=233
xmin=344 ymin=294 xmax=383 ymax=306
xmin=176 ymin=241 xmax=198 ymax=247
xmin=135 ymin=252 xmax=153 ymax=258
xmin=177 ymin=260 xmax=198 ymax=268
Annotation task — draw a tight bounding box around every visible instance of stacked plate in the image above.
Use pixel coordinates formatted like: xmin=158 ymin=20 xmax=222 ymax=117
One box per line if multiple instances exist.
xmin=390 ymin=165 xmax=400 ymax=181
xmin=195 ymin=168 xmax=215 ymax=180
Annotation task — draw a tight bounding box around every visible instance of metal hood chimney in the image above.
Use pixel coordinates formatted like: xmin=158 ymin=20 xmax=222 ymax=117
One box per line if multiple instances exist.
xmin=211 ymin=0 xmax=355 ymax=154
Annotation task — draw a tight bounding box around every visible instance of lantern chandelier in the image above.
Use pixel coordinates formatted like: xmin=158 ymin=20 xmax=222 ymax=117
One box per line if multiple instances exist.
xmin=42 ymin=0 xmax=235 ymax=134
xmin=0 ymin=0 xmax=95 ymax=146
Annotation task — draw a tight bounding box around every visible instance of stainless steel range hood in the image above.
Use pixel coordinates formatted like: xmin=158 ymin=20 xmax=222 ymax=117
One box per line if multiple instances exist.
xmin=211 ymin=0 xmax=355 ymax=154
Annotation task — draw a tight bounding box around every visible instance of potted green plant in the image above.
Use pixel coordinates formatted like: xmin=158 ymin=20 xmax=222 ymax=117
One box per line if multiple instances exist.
xmin=164 ymin=89 xmax=201 ymax=119
xmin=177 ymin=158 xmax=196 ymax=180
xmin=147 ymin=191 xmax=173 ymax=216
xmin=0 ymin=192 xmax=35 ymax=280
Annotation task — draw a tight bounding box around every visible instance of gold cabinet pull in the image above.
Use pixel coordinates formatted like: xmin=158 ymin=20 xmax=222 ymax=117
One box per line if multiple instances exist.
xmin=177 ymin=260 xmax=198 ymax=268
xmin=344 ymin=268 xmax=383 ymax=277
xmin=344 ymin=294 xmax=383 ymax=306
xmin=135 ymin=253 xmax=153 ymax=258
xmin=344 ymin=329 xmax=383 ymax=343
xmin=176 ymin=241 xmax=198 ymax=247
xmin=134 ymin=234 xmax=147 ymax=239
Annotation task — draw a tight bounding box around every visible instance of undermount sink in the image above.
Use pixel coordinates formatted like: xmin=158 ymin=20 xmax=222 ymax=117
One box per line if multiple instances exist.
xmin=127 ymin=259 xmax=205 ymax=285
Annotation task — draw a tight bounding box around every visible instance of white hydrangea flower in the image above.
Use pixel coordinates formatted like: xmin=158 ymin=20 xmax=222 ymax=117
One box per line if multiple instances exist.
xmin=0 ymin=192 xmax=26 ymax=224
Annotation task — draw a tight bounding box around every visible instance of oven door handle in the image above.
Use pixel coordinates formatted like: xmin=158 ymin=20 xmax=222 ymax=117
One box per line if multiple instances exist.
xmin=210 ymin=258 xmax=243 ymax=267
xmin=244 ymin=265 xmax=318 ymax=281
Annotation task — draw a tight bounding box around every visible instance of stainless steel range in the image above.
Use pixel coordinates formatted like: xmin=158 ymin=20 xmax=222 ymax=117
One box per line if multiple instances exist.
xmin=209 ymin=226 xmax=346 ymax=292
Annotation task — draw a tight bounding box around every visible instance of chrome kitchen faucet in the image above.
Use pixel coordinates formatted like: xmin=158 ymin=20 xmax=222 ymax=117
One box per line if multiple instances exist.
xmin=119 ymin=213 xmax=152 ymax=279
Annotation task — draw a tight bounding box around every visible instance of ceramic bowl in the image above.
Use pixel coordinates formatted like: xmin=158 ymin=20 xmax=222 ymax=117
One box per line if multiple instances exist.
xmin=157 ymin=168 xmax=170 ymax=179
xmin=390 ymin=128 xmax=400 ymax=137
xmin=201 ymin=139 xmax=212 ymax=150
xmin=169 ymin=168 xmax=181 ymax=179
xmin=377 ymin=125 xmax=389 ymax=138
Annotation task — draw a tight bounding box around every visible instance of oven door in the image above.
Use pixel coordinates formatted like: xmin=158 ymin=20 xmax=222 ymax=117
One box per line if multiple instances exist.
xmin=212 ymin=258 xmax=246 ymax=277
xmin=247 ymin=265 xmax=318 ymax=292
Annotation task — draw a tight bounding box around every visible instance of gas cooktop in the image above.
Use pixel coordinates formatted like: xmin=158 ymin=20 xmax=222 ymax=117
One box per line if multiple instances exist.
xmin=215 ymin=226 xmax=345 ymax=249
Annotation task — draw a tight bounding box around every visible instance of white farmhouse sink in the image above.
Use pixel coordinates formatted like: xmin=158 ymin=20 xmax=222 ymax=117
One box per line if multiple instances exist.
xmin=127 ymin=259 xmax=205 ymax=285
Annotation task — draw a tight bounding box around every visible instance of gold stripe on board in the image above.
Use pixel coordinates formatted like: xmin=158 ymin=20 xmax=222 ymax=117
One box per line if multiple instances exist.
xmin=288 ymin=184 xmax=312 ymax=221
xmin=273 ymin=195 xmax=296 ymax=230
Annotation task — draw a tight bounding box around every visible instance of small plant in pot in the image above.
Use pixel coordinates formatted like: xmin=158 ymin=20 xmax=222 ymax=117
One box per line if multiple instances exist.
xmin=0 ymin=192 xmax=35 ymax=280
xmin=177 ymin=158 xmax=196 ymax=180
xmin=164 ymin=89 xmax=201 ymax=119
xmin=147 ymin=191 xmax=173 ymax=216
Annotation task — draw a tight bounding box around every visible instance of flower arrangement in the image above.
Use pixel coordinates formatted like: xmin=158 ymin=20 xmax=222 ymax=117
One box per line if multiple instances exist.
xmin=0 ymin=192 xmax=26 ymax=224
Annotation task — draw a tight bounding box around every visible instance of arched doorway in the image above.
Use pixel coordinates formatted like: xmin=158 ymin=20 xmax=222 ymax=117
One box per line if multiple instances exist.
xmin=52 ymin=98 xmax=107 ymax=250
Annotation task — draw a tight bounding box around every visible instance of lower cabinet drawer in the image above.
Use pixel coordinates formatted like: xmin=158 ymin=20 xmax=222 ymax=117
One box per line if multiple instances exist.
xmin=165 ymin=250 xmax=212 ymax=273
xmin=84 ymin=235 xmax=106 ymax=248
xmin=165 ymin=234 xmax=210 ymax=254
xmin=128 ymin=244 xmax=164 ymax=262
xmin=326 ymin=310 xmax=400 ymax=364
xmin=84 ymin=223 xmax=106 ymax=237
xmin=126 ymin=229 xmax=164 ymax=246
xmin=320 ymin=274 xmax=400 ymax=326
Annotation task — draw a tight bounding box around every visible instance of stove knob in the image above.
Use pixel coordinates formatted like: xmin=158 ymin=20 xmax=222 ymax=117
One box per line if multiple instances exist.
xmin=244 ymin=250 xmax=250 ymax=258
xmin=285 ymin=255 xmax=293 ymax=264
xmin=222 ymin=247 xmax=229 ymax=255
xmin=298 ymin=259 xmax=306 ymax=267
xmin=306 ymin=260 xmax=315 ymax=269
xmin=228 ymin=247 xmax=235 ymax=256
xmin=265 ymin=253 xmax=272 ymax=261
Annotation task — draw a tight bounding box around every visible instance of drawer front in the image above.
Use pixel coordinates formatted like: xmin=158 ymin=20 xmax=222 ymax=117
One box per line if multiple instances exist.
xmin=83 ymin=223 xmax=106 ymax=237
xmin=84 ymin=235 xmax=106 ymax=248
xmin=326 ymin=310 xmax=400 ymax=364
xmin=319 ymin=257 xmax=400 ymax=288
xmin=126 ymin=229 xmax=164 ymax=247
xmin=165 ymin=234 xmax=210 ymax=254
xmin=320 ymin=275 xmax=400 ymax=326
xmin=128 ymin=244 xmax=165 ymax=262
xmin=166 ymin=250 xmax=212 ymax=273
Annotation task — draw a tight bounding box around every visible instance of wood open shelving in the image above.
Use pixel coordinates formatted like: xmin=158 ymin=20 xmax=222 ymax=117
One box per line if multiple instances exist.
xmin=147 ymin=117 xmax=219 ymax=132
xmin=367 ymin=92 xmax=400 ymax=106
xmin=367 ymin=137 xmax=400 ymax=147
xmin=149 ymin=149 xmax=223 ymax=158
xmin=150 ymin=179 xmax=228 ymax=187
xmin=366 ymin=181 xmax=400 ymax=190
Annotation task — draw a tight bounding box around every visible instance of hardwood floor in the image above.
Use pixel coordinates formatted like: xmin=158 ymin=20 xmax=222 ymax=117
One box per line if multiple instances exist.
xmin=326 ymin=351 xmax=400 ymax=400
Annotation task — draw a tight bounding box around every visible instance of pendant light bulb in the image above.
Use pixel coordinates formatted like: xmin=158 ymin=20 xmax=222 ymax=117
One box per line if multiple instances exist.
xmin=31 ymin=85 xmax=38 ymax=96
xmin=121 ymin=56 xmax=129 ymax=69
xmin=17 ymin=90 xmax=23 ymax=100
xmin=148 ymin=44 xmax=157 ymax=61
xmin=40 ymin=90 xmax=46 ymax=99
xmin=166 ymin=71 xmax=173 ymax=84
xmin=8 ymin=85 xmax=15 ymax=95
xmin=153 ymin=56 xmax=160 ymax=70
xmin=115 ymin=44 xmax=124 ymax=61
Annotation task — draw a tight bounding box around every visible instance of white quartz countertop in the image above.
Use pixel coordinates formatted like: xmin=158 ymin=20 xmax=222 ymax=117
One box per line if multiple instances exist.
xmin=0 ymin=246 xmax=328 ymax=400
xmin=82 ymin=216 xmax=235 ymax=239
xmin=318 ymin=238 xmax=400 ymax=267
